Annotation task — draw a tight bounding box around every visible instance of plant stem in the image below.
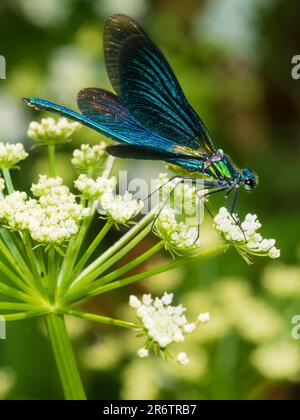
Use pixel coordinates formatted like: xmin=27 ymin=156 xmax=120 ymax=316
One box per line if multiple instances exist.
xmin=23 ymin=232 xmax=47 ymax=298
xmin=0 ymin=230 xmax=36 ymax=287
xmin=68 ymin=244 xmax=228 ymax=303
xmin=48 ymin=144 xmax=56 ymax=177
xmin=101 ymin=155 xmax=115 ymax=178
xmin=62 ymin=308 xmax=142 ymax=330
xmin=0 ymin=281 xmax=38 ymax=304
xmin=0 ymin=260 xmax=36 ymax=296
xmin=67 ymin=241 xmax=163 ymax=302
xmin=57 ymin=205 xmax=95 ymax=294
xmin=0 ymin=302 xmax=38 ymax=311
xmin=71 ymin=220 xmax=113 ymax=280
xmin=48 ymin=247 xmax=56 ymax=304
xmin=71 ymin=223 xmax=152 ymax=292
xmin=2 ymin=168 xmax=14 ymax=193
xmin=2 ymin=309 xmax=49 ymax=321
xmin=45 ymin=313 xmax=86 ymax=400
xmin=72 ymin=206 xmax=158 ymax=288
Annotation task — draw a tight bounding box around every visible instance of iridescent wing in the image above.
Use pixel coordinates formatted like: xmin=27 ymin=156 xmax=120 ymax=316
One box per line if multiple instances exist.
xmin=77 ymin=88 xmax=204 ymax=156
xmin=104 ymin=14 xmax=217 ymax=156
xmin=24 ymin=91 xmax=201 ymax=160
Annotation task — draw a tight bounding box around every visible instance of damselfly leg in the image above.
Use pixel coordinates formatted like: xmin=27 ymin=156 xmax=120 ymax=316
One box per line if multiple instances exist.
xmin=228 ymin=188 xmax=247 ymax=242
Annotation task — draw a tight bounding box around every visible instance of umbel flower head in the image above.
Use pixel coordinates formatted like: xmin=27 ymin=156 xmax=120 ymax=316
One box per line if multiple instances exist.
xmin=129 ymin=292 xmax=210 ymax=365
xmin=214 ymin=207 xmax=280 ymax=262
xmin=0 ymin=175 xmax=90 ymax=246
xmin=74 ymin=174 xmax=117 ymax=201
xmin=27 ymin=117 xmax=80 ymax=145
xmin=71 ymin=143 xmax=108 ymax=175
xmin=154 ymin=207 xmax=201 ymax=254
xmin=153 ymin=174 xmax=203 ymax=255
xmin=0 ymin=142 xmax=28 ymax=169
xmin=98 ymin=191 xmax=144 ymax=226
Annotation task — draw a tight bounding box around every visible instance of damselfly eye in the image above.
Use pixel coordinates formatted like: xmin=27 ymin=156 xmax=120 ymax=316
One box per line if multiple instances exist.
xmin=242 ymin=168 xmax=257 ymax=191
xmin=244 ymin=178 xmax=255 ymax=191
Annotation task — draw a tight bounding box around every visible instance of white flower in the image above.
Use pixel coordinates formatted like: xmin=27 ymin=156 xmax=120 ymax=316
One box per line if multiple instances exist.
xmin=71 ymin=143 xmax=107 ymax=174
xmin=31 ymin=175 xmax=64 ymax=197
xmin=130 ymin=293 xmax=208 ymax=361
xmin=99 ymin=191 xmax=144 ymax=225
xmin=268 ymin=247 xmax=281 ymax=259
xmin=27 ymin=117 xmax=80 ymax=144
xmin=214 ymin=207 xmax=280 ymax=260
xmin=154 ymin=207 xmax=201 ymax=252
xmin=0 ymin=175 xmax=90 ymax=245
xmin=183 ymin=323 xmax=196 ymax=333
xmin=0 ymin=143 xmax=28 ymax=169
xmin=74 ymin=174 xmax=116 ymax=200
xmin=161 ymin=292 xmax=173 ymax=305
xmin=198 ymin=312 xmax=211 ymax=324
xmin=142 ymin=294 xmax=153 ymax=306
xmin=177 ymin=352 xmax=189 ymax=365
xmin=137 ymin=348 xmax=149 ymax=358
xmin=129 ymin=295 xmax=142 ymax=309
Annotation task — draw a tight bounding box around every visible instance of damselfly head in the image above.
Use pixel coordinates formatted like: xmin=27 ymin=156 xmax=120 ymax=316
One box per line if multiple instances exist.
xmin=242 ymin=168 xmax=257 ymax=191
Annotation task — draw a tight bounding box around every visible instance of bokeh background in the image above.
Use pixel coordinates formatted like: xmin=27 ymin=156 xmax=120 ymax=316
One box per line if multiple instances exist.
xmin=0 ymin=0 xmax=300 ymax=400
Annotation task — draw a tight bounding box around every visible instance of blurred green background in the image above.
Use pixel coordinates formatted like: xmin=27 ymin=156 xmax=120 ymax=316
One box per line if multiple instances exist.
xmin=0 ymin=0 xmax=300 ymax=400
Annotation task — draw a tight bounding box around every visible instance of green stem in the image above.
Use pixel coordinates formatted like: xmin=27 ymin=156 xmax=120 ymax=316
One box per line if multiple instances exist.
xmin=48 ymin=247 xmax=56 ymax=304
xmin=71 ymin=222 xmax=153 ymax=291
xmin=2 ymin=309 xmax=49 ymax=321
xmin=71 ymin=220 xmax=113 ymax=280
xmin=0 ymin=260 xmax=37 ymax=297
xmin=0 ymin=230 xmax=36 ymax=287
xmin=36 ymin=247 xmax=48 ymax=286
xmin=71 ymin=206 xmax=158 ymax=288
xmin=57 ymin=205 xmax=95 ymax=294
xmin=67 ymin=244 xmax=228 ymax=303
xmin=58 ymin=155 xmax=115 ymax=293
xmin=68 ymin=241 xmax=163 ymax=302
xmin=48 ymin=144 xmax=56 ymax=177
xmin=23 ymin=232 xmax=46 ymax=298
xmin=0 ymin=302 xmax=38 ymax=311
xmin=45 ymin=313 xmax=86 ymax=400
xmin=2 ymin=168 xmax=14 ymax=194
xmin=71 ymin=223 xmax=152 ymax=291
xmin=101 ymin=155 xmax=115 ymax=178
xmin=62 ymin=308 xmax=142 ymax=330
xmin=0 ymin=281 xmax=38 ymax=304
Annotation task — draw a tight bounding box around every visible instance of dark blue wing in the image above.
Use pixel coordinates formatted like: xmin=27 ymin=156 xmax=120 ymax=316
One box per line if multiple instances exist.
xmin=76 ymin=88 xmax=200 ymax=154
xmin=107 ymin=144 xmax=205 ymax=172
xmin=104 ymin=14 xmax=217 ymax=156
xmin=24 ymin=93 xmax=203 ymax=158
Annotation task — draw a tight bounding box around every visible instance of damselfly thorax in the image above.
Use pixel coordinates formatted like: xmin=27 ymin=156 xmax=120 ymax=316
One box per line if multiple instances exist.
xmin=203 ymin=150 xmax=239 ymax=185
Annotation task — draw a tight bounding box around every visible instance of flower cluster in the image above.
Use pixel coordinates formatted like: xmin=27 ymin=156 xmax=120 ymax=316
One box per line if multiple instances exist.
xmin=154 ymin=208 xmax=201 ymax=253
xmin=129 ymin=292 xmax=210 ymax=365
xmin=99 ymin=191 xmax=144 ymax=225
xmin=0 ymin=143 xmax=28 ymax=169
xmin=71 ymin=143 xmax=108 ymax=174
xmin=27 ymin=117 xmax=80 ymax=145
xmin=74 ymin=174 xmax=116 ymax=201
xmin=214 ymin=207 xmax=280 ymax=260
xmin=0 ymin=175 xmax=90 ymax=246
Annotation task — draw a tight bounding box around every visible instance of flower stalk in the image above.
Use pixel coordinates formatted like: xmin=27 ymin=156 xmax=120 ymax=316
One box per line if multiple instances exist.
xmin=45 ymin=313 xmax=86 ymax=400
